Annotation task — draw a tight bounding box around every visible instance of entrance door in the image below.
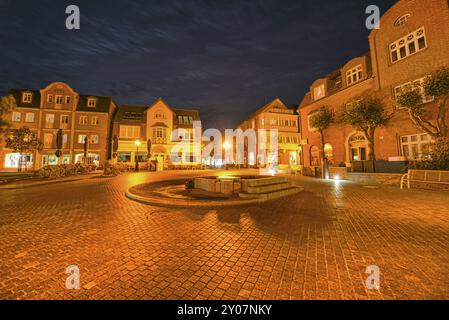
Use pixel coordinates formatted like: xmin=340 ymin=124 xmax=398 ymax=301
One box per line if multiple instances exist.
xmin=155 ymin=154 xmax=164 ymax=171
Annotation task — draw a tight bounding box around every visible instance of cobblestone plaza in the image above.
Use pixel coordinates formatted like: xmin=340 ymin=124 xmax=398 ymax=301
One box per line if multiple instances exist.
xmin=0 ymin=170 xmax=448 ymax=300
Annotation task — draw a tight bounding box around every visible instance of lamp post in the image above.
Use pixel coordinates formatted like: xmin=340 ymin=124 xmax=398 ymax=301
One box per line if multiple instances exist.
xmin=134 ymin=140 xmax=141 ymax=172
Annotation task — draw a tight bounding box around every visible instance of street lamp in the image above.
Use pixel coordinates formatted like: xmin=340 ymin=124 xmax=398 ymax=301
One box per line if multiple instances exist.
xmin=134 ymin=140 xmax=141 ymax=172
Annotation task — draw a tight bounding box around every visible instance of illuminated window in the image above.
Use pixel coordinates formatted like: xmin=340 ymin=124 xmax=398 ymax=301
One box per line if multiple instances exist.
xmin=12 ymin=112 xmax=21 ymax=122
xmin=78 ymin=134 xmax=88 ymax=144
xmin=4 ymin=153 xmax=33 ymax=169
xmin=313 ymin=84 xmax=325 ymax=100
xmin=44 ymin=133 xmax=53 ymax=148
xmin=25 ymin=113 xmax=35 ymax=123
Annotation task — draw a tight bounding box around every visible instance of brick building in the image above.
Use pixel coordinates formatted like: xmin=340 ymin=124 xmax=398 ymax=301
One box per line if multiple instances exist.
xmin=112 ymin=98 xmax=202 ymax=170
xmin=0 ymin=82 xmax=118 ymax=171
xmin=237 ymin=98 xmax=301 ymax=169
xmin=299 ymin=0 xmax=449 ymax=171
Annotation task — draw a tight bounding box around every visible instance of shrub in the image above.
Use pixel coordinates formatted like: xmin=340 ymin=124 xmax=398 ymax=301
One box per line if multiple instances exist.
xmin=408 ymin=138 xmax=449 ymax=171
xmin=103 ymin=161 xmax=129 ymax=176
xmin=38 ymin=163 xmax=97 ymax=179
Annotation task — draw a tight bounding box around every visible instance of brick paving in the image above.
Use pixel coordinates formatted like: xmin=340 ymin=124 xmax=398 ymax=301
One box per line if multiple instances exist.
xmin=0 ymin=170 xmax=448 ymax=300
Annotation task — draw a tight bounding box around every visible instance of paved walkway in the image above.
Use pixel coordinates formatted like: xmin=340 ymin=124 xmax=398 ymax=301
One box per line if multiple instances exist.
xmin=0 ymin=170 xmax=448 ymax=300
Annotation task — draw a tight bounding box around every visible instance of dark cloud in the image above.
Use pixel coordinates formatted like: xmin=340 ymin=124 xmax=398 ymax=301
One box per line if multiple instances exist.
xmin=0 ymin=0 xmax=396 ymax=128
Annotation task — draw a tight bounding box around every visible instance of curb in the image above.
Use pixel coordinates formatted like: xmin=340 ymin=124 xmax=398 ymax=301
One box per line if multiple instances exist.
xmin=0 ymin=174 xmax=102 ymax=190
xmin=125 ymin=186 xmax=305 ymax=208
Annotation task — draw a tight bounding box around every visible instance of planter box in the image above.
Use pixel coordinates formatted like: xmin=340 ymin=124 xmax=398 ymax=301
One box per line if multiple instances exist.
xmin=347 ymin=173 xmax=403 ymax=186
xmin=351 ymin=160 xmax=408 ymax=174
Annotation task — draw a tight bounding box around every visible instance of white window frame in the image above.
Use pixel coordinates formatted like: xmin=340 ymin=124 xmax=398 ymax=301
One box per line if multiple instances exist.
xmin=47 ymin=94 xmax=54 ymax=103
xmin=390 ymin=27 xmax=427 ymax=64
xmin=394 ymin=76 xmax=434 ymax=108
xmin=400 ymin=133 xmax=433 ymax=160
xmin=90 ymin=135 xmax=99 ymax=145
xmin=87 ymin=98 xmax=97 ymax=108
xmin=313 ymin=84 xmax=325 ymax=100
xmin=46 ymin=114 xmax=55 ymax=124
xmin=12 ymin=112 xmax=21 ymax=122
xmin=55 ymin=95 xmax=64 ymax=105
xmin=78 ymin=134 xmax=88 ymax=144
xmin=346 ymin=65 xmax=363 ymax=86
xmin=119 ymin=125 xmax=140 ymax=139
xmin=22 ymin=92 xmax=33 ymax=103
xmin=60 ymin=115 xmax=69 ymax=125
xmin=25 ymin=112 xmax=35 ymax=123
xmin=65 ymin=96 xmax=71 ymax=104
xmin=79 ymin=116 xmax=88 ymax=125
xmin=91 ymin=116 xmax=100 ymax=125
xmin=154 ymin=127 xmax=165 ymax=139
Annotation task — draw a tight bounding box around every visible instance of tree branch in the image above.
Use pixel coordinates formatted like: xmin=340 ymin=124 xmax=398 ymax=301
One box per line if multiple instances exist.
xmin=408 ymin=109 xmax=438 ymax=138
xmin=437 ymin=97 xmax=448 ymax=138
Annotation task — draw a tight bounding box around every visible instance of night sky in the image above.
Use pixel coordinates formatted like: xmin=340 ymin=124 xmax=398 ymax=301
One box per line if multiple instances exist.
xmin=0 ymin=0 xmax=397 ymax=128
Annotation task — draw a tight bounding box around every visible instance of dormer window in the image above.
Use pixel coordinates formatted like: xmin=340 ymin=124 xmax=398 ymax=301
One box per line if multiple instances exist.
xmin=22 ymin=92 xmax=33 ymax=103
xmin=87 ymin=98 xmax=97 ymax=108
xmin=346 ymin=65 xmax=363 ymax=86
xmin=313 ymin=84 xmax=325 ymax=100
xmin=394 ymin=14 xmax=411 ymax=27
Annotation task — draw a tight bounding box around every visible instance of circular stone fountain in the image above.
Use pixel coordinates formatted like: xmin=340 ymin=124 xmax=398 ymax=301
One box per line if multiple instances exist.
xmin=126 ymin=175 xmax=304 ymax=208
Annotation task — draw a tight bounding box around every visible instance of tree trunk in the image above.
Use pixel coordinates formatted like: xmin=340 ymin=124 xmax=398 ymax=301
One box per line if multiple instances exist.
xmin=408 ymin=109 xmax=438 ymax=139
xmin=17 ymin=153 xmax=22 ymax=173
xmin=319 ymin=130 xmax=328 ymax=179
xmin=437 ymin=97 xmax=448 ymax=138
xmin=364 ymin=127 xmax=376 ymax=161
